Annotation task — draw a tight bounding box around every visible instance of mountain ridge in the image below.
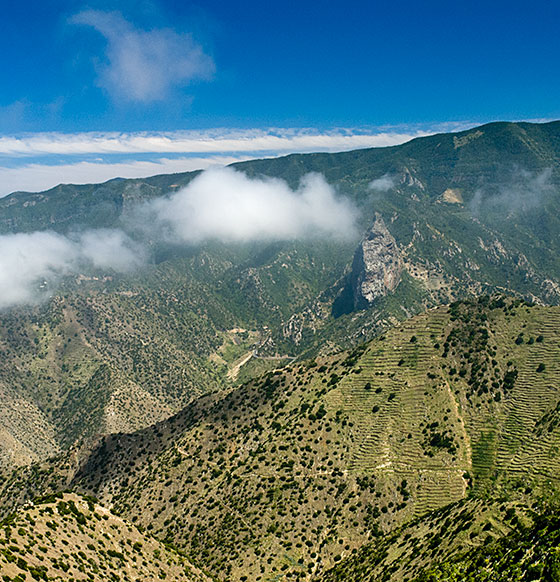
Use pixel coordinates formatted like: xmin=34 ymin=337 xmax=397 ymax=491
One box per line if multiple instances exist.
xmin=2 ymin=119 xmax=560 ymax=233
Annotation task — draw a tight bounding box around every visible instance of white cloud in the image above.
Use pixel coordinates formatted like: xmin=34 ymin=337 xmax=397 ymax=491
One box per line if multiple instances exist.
xmin=368 ymin=174 xmax=395 ymax=192
xmin=0 ymin=128 xmax=432 ymax=158
xmin=70 ymin=10 xmax=214 ymax=103
xmin=77 ymin=229 xmax=146 ymax=272
xmin=0 ymin=167 xmax=357 ymax=309
xmin=145 ymin=167 xmax=357 ymax=243
xmin=0 ymin=231 xmax=78 ymax=308
xmin=0 ymin=229 xmax=145 ymax=310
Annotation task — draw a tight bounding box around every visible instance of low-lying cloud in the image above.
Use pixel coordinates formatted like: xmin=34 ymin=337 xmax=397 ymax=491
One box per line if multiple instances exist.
xmin=469 ymin=168 xmax=555 ymax=216
xmin=146 ymin=167 xmax=357 ymax=243
xmin=0 ymin=229 xmax=144 ymax=310
xmin=77 ymin=229 xmax=146 ymax=272
xmin=1 ymin=168 xmax=357 ymax=309
xmin=368 ymin=174 xmax=395 ymax=193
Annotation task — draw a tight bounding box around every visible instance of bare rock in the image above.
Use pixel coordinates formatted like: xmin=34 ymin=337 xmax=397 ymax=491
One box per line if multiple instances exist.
xmin=351 ymin=213 xmax=402 ymax=308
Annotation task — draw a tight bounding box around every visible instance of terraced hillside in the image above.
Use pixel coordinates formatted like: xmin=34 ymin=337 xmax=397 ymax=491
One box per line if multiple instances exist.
xmin=318 ymin=496 xmax=537 ymax=582
xmin=3 ymin=298 xmax=550 ymax=581
xmin=0 ymin=492 xmax=209 ymax=582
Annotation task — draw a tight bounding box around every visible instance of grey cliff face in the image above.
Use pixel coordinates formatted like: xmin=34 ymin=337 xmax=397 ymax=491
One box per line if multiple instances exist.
xmin=351 ymin=213 xmax=402 ymax=308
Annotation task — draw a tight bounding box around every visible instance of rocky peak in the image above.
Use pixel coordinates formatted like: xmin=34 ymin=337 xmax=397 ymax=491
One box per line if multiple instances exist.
xmin=351 ymin=213 xmax=402 ymax=309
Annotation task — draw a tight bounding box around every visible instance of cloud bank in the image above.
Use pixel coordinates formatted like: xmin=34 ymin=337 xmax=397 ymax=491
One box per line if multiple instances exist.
xmin=70 ymin=10 xmax=214 ymax=103
xmin=0 ymin=128 xmax=433 ymax=158
xmin=0 ymin=127 xmax=441 ymax=197
xmin=1 ymin=168 xmax=357 ymax=309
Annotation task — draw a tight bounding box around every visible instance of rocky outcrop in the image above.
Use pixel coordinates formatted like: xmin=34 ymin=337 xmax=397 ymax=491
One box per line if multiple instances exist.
xmin=351 ymin=213 xmax=402 ymax=308
xmin=282 ymin=300 xmax=326 ymax=345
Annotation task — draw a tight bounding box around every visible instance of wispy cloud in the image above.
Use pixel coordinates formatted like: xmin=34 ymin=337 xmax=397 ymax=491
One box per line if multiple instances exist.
xmin=69 ymin=10 xmax=214 ymax=103
xmin=0 ymin=128 xmax=433 ymax=158
xmin=469 ymin=167 xmax=555 ymax=216
xmin=368 ymin=174 xmax=395 ymax=192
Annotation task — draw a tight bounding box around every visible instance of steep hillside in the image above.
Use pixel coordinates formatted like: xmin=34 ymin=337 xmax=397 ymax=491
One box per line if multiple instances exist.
xmin=0 ymin=261 xmax=229 ymax=466
xmin=317 ymin=496 xmax=537 ymax=582
xmin=323 ymin=499 xmax=560 ymax=582
xmin=0 ymin=492 xmax=210 ymax=582
xmin=414 ymin=510 xmax=560 ymax=581
xmin=1 ymin=298 xmax=560 ymax=581
xmin=1 ymin=120 xmax=560 ymax=468
xmin=3 ymin=298 xmax=549 ymax=581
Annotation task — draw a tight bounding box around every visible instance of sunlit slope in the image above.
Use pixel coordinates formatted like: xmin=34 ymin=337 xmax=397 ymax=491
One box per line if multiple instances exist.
xmin=59 ymin=297 xmax=560 ymax=581
xmin=0 ymin=492 xmax=210 ymax=582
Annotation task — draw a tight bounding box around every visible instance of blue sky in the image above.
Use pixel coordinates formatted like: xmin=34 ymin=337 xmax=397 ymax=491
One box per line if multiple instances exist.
xmin=0 ymin=0 xmax=558 ymax=195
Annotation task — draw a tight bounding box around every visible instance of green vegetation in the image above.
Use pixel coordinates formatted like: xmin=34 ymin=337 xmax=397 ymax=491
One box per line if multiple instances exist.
xmin=414 ymin=509 xmax=560 ymax=581
xmin=1 ymin=118 xmax=560 ymax=581
xmin=318 ymin=497 xmax=537 ymax=582
xmin=2 ymin=297 xmax=558 ymax=581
